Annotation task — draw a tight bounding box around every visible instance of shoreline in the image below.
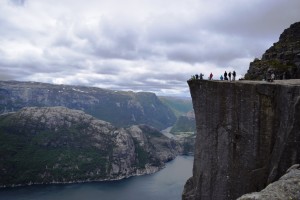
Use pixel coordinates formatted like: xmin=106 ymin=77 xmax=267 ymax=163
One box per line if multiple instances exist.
xmin=0 ymin=162 xmax=166 ymax=189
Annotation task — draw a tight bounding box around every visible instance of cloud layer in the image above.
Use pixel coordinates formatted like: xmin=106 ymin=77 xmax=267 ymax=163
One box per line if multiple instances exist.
xmin=1 ymin=0 xmax=300 ymax=96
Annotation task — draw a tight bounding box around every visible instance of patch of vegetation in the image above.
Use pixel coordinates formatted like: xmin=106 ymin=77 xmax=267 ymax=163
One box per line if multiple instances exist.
xmin=133 ymin=139 xmax=150 ymax=168
xmin=267 ymin=60 xmax=294 ymax=71
xmin=0 ymin=117 xmax=109 ymax=186
xmin=245 ymin=59 xmax=295 ymax=80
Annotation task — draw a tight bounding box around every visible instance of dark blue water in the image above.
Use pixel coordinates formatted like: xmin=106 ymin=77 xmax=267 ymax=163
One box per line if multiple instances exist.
xmin=0 ymin=156 xmax=193 ymax=200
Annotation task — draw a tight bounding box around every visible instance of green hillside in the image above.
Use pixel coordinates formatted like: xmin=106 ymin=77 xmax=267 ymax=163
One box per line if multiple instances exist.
xmin=159 ymin=96 xmax=193 ymax=117
xmin=0 ymin=107 xmax=180 ymax=187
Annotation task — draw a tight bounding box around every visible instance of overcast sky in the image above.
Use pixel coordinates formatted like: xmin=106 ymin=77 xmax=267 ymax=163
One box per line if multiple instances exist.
xmin=1 ymin=0 xmax=299 ymax=96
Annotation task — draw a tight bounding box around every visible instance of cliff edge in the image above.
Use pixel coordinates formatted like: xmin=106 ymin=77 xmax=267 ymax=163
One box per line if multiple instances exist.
xmin=182 ymin=79 xmax=300 ymax=200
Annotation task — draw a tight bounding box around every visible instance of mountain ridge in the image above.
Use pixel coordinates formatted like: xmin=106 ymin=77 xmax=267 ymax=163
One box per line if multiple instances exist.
xmin=0 ymin=106 xmax=181 ymax=188
xmin=0 ymin=80 xmax=176 ymax=130
xmin=245 ymin=21 xmax=300 ymax=80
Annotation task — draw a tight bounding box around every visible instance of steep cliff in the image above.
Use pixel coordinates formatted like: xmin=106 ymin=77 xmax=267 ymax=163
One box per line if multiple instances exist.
xmin=0 ymin=107 xmax=180 ymax=187
xmin=182 ymin=79 xmax=300 ymax=200
xmin=0 ymin=81 xmax=176 ymax=130
xmin=245 ymin=22 xmax=300 ymax=80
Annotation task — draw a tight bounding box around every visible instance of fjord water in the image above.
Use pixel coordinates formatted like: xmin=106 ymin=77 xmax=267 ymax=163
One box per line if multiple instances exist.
xmin=0 ymin=156 xmax=193 ymax=200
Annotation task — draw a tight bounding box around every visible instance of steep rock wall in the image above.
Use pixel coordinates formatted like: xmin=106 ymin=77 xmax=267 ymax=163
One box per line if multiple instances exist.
xmin=182 ymin=80 xmax=300 ymax=200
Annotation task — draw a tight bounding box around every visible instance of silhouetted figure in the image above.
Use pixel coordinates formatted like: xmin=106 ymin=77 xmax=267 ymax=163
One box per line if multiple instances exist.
xmin=195 ymin=74 xmax=199 ymax=79
xmin=224 ymin=71 xmax=228 ymax=80
xmin=209 ymin=73 xmax=213 ymax=80
xmin=200 ymin=73 xmax=204 ymax=80
xmin=228 ymin=72 xmax=232 ymax=81
xmin=220 ymin=75 xmax=223 ymax=80
xmin=233 ymin=71 xmax=236 ymax=81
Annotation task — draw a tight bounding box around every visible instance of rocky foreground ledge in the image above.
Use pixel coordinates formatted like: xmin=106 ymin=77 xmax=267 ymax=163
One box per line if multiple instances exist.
xmin=183 ymin=79 xmax=300 ymax=200
xmin=238 ymin=164 xmax=300 ymax=200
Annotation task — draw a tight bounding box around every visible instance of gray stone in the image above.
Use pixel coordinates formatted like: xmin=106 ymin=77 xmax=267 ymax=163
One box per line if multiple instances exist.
xmin=237 ymin=164 xmax=300 ymax=200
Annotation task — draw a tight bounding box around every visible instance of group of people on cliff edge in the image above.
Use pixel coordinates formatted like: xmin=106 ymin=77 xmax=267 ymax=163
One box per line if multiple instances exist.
xmin=221 ymin=71 xmax=236 ymax=81
xmin=190 ymin=70 xmax=237 ymax=81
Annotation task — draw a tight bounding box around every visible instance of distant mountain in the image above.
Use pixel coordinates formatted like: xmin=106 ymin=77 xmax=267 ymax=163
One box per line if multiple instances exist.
xmin=170 ymin=111 xmax=196 ymax=134
xmin=245 ymin=21 xmax=300 ymax=80
xmin=159 ymin=96 xmax=193 ymax=117
xmin=0 ymin=107 xmax=181 ymax=187
xmin=0 ymin=81 xmax=176 ymax=130
xmin=159 ymin=96 xmax=196 ymax=137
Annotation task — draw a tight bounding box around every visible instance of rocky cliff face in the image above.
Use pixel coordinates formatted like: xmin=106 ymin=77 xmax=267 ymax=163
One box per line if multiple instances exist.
xmin=0 ymin=81 xmax=176 ymax=130
xmin=182 ymin=79 xmax=300 ymax=200
xmin=245 ymin=22 xmax=300 ymax=80
xmin=0 ymin=107 xmax=180 ymax=187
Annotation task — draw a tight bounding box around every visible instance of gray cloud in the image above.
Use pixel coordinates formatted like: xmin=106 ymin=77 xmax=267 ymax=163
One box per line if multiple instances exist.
xmin=10 ymin=0 xmax=26 ymax=6
xmin=0 ymin=0 xmax=299 ymax=96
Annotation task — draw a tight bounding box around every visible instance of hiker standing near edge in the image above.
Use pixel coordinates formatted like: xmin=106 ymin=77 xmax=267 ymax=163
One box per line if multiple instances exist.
xmin=228 ymin=72 xmax=232 ymax=81
xmin=224 ymin=71 xmax=228 ymax=80
xmin=209 ymin=73 xmax=213 ymax=80
xmin=233 ymin=70 xmax=236 ymax=81
xmin=271 ymin=72 xmax=275 ymax=82
xmin=200 ymin=73 xmax=204 ymax=80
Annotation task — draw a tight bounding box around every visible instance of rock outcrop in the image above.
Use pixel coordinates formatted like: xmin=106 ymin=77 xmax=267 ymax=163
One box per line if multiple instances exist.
xmin=0 ymin=107 xmax=180 ymax=187
xmin=245 ymin=22 xmax=300 ymax=80
xmin=0 ymin=81 xmax=176 ymax=130
xmin=182 ymin=79 xmax=300 ymax=200
xmin=238 ymin=164 xmax=300 ymax=200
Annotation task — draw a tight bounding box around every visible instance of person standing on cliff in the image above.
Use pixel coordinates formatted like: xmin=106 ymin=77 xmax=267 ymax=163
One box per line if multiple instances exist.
xmin=209 ymin=73 xmax=213 ymax=80
xmin=228 ymin=72 xmax=232 ymax=81
xmin=233 ymin=71 xmax=236 ymax=81
xmin=271 ymin=72 xmax=275 ymax=82
xmin=224 ymin=71 xmax=228 ymax=80
xmin=220 ymin=75 xmax=223 ymax=80
xmin=200 ymin=73 xmax=204 ymax=80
